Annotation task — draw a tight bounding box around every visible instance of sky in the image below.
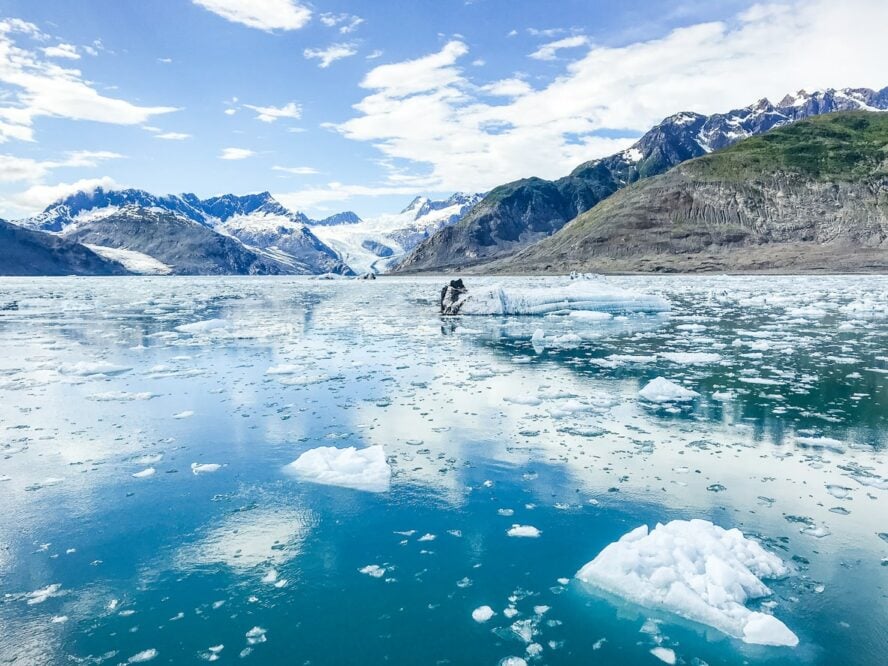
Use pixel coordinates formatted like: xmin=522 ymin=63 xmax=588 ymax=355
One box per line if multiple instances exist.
xmin=0 ymin=0 xmax=886 ymax=221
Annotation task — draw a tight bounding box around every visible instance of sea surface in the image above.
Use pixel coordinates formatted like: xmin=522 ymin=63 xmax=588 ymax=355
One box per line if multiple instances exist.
xmin=0 ymin=275 xmax=885 ymax=666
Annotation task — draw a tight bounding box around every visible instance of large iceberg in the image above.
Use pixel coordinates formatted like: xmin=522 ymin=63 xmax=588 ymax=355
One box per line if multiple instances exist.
xmin=575 ymin=519 xmax=798 ymax=647
xmin=449 ymin=281 xmax=669 ymax=316
xmin=285 ymin=445 xmax=391 ymax=492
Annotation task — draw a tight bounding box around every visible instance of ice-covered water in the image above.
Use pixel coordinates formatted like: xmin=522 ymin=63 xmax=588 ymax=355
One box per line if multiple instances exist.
xmin=0 ymin=275 xmax=886 ymax=665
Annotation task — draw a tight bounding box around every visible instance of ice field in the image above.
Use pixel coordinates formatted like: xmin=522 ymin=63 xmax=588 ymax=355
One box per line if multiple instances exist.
xmin=0 ymin=275 xmax=886 ymax=665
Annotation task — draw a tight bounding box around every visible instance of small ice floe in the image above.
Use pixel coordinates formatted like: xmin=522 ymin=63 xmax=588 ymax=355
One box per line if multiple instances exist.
xmin=245 ymin=626 xmax=267 ymax=644
xmin=638 ymin=377 xmax=700 ymax=403
xmin=173 ymin=410 xmax=194 ymax=419
xmin=199 ymin=644 xmax=224 ymax=662
xmin=795 ymin=436 xmax=846 ymax=454
xmin=176 ymin=319 xmax=229 ymax=334
xmin=191 ymin=463 xmax=222 ymax=475
xmin=650 ymin=647 xmax=677 ymax=664
xmin=25 ymin=477 xmax=64 ymax=492
xmin=499 ymin=658 xmax=527 ymax=666
xmin=472 ymin=605 xmax=496 ymax=622
xmin=418 ymin=533 xmax=436 ymax=542
xmin=660 ymin=352 xmax=721 ymax=364
xmin=58 ymin=361 xmax=131 ymax=377
xmin=127 ymin=648 xmax=158 ymax=663
xmin=25 ymin=583 xmax=63 ymax=605
xmin=285 ymin=445 xmax=391 ymax=492
xmin=88 ymin=391 xmax=157 ymax=402
xmin=440 ymin=280 xmax=669 ymax=316
xmin=359 ymin=564 xmax=386 ymax=578
xmin=132 ymin=467 xmax=156 ymax=478
xmin=507 ymin=525 xmax=541 ymax=538
xmin=575 ymin=519 xmax=798 ymax=647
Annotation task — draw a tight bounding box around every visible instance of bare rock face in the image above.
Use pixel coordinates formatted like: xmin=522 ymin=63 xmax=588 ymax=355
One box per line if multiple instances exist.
xmin=440 ymin=279 xmax=468 ymax=315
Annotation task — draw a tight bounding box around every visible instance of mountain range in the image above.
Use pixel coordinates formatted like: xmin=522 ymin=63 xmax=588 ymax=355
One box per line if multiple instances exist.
xmin=2 ymin=86 xmax=886 ymax=277
xmin=394 ymin=87 xmax=888 ymax=273
xmin=488 ymin=111 xmax=888 ymax=274
xmin=4 ymin=188 xmax=481 ymax=276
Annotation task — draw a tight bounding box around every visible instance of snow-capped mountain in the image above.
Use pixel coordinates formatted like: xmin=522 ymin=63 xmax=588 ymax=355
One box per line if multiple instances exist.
xmin=309 ymin=192 xmax=483 ymax=274
xmin=16 ymin=188 xmax=353 ymax=275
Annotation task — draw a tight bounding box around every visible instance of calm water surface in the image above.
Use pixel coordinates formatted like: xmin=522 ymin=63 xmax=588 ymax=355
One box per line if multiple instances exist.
xmin=0 ymin=276 xmax=885 ymax=665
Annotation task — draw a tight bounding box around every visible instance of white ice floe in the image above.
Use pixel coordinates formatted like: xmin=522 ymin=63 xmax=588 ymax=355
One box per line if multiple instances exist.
xmin=58 ymin=361 xmax=131 ymax=377
xmin=472 ymin=605 xmax=495 ymax=622
xmin=455 ymin=282 xmax=670 ymax=316
xmin=25 ymin=583 xmax=63 ymax=605
xmin=127 ymin=648 xmax=158 ymax=663
xmin=173 ymin=410 xmax=194 ymax=419
xmin=507 ymin=524 xmax=541 ymax=538
xmin=359 ymin=564 xmax=386 ymax=578
xmin=132 ymin=467 xmax=156 ymax=478
xmin=660 ymin=352 xmax=721 ymax=365
xmin=499 ymin=657 xmax=527 ymax=666
xmin=638 ymin=377 xmax=700 ymax=403
xmin=650 ymin=647 xmax=676 ymax=664
xmin=176 ymin=319 xmax=229 ymax=334
xmin=191 ymin=463 xmax=222 ymax=474
xmin=285 ymin=445 xmax=391 ymax=492
xmin=575 ymin=519 xmax=798 ymax=647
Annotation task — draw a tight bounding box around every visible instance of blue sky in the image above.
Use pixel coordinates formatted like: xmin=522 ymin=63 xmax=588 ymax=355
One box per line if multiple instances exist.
xmin=0 ymin=0 xmax=885 ymax=220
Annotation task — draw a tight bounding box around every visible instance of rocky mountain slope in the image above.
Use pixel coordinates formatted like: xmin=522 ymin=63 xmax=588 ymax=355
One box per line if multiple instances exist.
xmin=61 ymin=207 xmax=299 ymax=275
xmin=395 ymin=87 xmax=888 ymax=273
xmin=0 ymin=219 xmax=130 ymax=276
xmin=17 ymin=188 xmax=352 ymax=275
xmin=487 ymin=112 xmax=888 ymax=274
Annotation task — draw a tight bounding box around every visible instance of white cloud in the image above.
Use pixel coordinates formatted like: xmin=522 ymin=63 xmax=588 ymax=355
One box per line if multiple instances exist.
xmin=303 ymin=43 xmax=358 ymax=68
xmin=529 ymin=35 xmax=589 ymax=61
xmin=332 ymin=0 xmax=888 ymax=196
xmin=155 ymin=131 xmax=191 ymax=140
xmin=243 ymin=101 xmax=301 ymax=122
xmin=42 ymin=43 xmax=79 ymax=59
xmin=275 ymin=182 xmax=420 ymax=210
xmin=11 ymin=176 xmax=120 ymax=211
xmin=0 ymin=150 xmax=122 ymax=182
xmin=273 ymin=165 xmax=319 ymax=175
xmin=219 ymin=147 xmax=255 ymax=160
xmin=319 ymin=12 xmax=364 ymax=34
xmin=192 ymin=0 xmax=310 ymax=31
xmin=0 ymin=18 xmax=177 ymax=143
xmin=223 ymin=108 xmax=237 ymax=116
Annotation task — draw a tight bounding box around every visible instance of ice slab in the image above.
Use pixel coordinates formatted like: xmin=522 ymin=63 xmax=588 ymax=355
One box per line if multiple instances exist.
xmin=638 ymin=377 xmax=700 ymax=403
xmin=286 ymin=445 xmax=391 ymax=492
xmin=576 ymin=519 xmax=798 ymax=647
xmin=456 ymin=282 xmax=669 ymax=316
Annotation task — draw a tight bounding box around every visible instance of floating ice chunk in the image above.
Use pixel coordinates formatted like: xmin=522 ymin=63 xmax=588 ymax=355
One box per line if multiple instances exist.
xmin=25 ymin=477 xmax=64 ymax=491
xmin=127 ymin=648 xmax=158 ymax=663
xmin=266 ymin=364 xmax=303 ymax=375
xmin=456 ymin=282 xmax=670 ymax=316
xmin=418 ymin=533 xmax=436 ymax=542
xmin=504 ymin=395 xmax=543 ymax=406
xmin=191 ymin=463 xmax=222 ymax=475
xmin=499 ymin=658 xmax=527 ymax=666
xmin=650 ymin=647 xmax=676 ymax=664
xmin=132 ymin=468 xmax=156 ymax=478
xmin=575 ymin=519 xmax=798 ymax=647
xmin=359 ymin=564 xmax=386 ymax=578
xmin=26 ymin=583 xmax=63 ymax=605
xmin=245 ymin=626 xmax=266 ymax=644
xmin=285 ymin=445 xmax=391 ymax=492
xmin=59 ymin=361 xmax=131 ymax=377
xmin=507 ymin=525 xmax=541 ymax=538
xmin=472 ymin=605 xmax=495 ymax=622
xmin=796 ymin=437 xmax=845 ymax=454
xmin=660 ymin=352 xmax=721 ymax=364
xmin=88 ymin=391 xmax=157 ymax=402
xmin=638 ymin=378 xmax=699 ymax=403
xmin=173 ymin=410 xmax=194 ymax=419
xmin=176 ymin=319 xmax=229 ymax=334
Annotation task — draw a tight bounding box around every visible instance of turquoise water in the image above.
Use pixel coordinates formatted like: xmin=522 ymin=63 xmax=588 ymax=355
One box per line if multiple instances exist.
xmin=0 ymin=276 xmax=885 ymax=665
